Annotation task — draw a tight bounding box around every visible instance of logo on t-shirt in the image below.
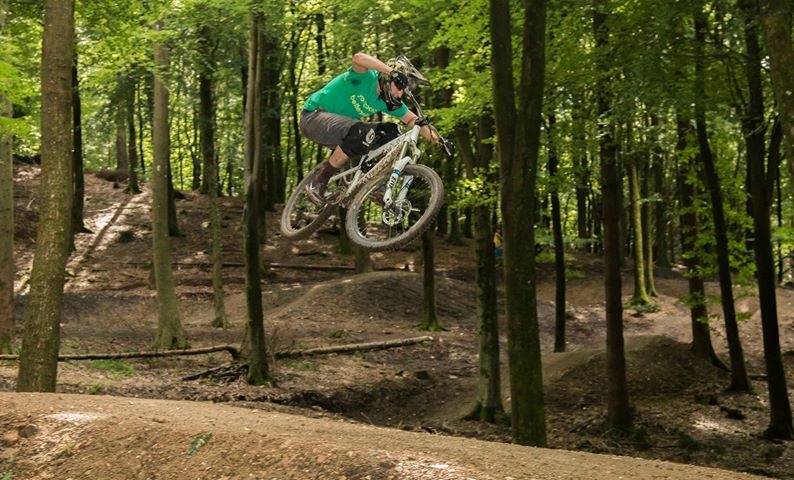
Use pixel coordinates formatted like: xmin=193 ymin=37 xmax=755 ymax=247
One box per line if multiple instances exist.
xmin=351 ymin=94 xmax=378 ymax=119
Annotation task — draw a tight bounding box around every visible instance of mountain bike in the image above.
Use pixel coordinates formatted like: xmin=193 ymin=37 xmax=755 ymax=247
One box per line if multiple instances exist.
xmin=280 ymin=90 xmax=453 ymax=252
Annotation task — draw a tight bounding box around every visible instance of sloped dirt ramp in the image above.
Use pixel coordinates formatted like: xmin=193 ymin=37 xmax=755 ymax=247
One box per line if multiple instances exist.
xmin=0 ymin=393 xmax=765 ymax=480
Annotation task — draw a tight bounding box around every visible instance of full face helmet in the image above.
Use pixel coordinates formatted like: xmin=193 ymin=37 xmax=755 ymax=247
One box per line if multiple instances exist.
xmin=378 ymin=55 xmax=430 ymax=110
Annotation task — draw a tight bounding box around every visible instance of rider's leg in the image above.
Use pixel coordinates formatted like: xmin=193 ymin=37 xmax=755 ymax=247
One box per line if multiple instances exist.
xmin=312 ymin=122 xmax=377 ymax=192
xmin=314 ymin=146 xmax=348 ymax=186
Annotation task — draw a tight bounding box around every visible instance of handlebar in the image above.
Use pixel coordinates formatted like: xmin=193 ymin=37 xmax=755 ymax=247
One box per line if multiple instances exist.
xmin=404 ymin=91 xmax=455 ymax=159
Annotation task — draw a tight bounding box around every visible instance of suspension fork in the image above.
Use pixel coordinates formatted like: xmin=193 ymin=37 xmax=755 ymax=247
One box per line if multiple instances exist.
xmin=383 ymin=156 xmax=412 ymax=205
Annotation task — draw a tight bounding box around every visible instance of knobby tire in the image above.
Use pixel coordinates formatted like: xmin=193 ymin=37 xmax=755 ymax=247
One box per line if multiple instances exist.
xmin=345 ymin=164 xmax=443 ymax=252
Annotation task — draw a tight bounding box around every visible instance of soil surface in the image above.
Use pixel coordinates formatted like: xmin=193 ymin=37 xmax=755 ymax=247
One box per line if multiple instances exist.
xmin=2 ymin=163 xmax=793 ymax=479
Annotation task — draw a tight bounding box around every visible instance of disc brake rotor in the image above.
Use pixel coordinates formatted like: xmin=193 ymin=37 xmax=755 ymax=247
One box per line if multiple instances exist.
xmin=382 ymin=199 xmax=412 ymax=227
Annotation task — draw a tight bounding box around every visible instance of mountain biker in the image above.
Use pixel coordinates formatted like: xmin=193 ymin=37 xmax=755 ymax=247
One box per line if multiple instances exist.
xmin=300 ymin=52 xmax=440 ymax=202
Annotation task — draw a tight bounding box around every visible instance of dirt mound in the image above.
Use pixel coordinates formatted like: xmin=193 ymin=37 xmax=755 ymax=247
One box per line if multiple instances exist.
xmin=0 ymin=393 xmax=767 ymax=480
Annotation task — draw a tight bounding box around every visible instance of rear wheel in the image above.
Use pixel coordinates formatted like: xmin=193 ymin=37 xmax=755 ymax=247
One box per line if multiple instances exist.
xmin=280 ymin=163 xmax=334 ymax=240
xmin=345 ymin=164 xmax=443 ymax=251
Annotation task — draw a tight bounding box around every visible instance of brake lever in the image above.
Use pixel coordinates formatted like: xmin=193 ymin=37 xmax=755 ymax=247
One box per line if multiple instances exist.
xmin=440 ymin=137 xmax=456 ymax=158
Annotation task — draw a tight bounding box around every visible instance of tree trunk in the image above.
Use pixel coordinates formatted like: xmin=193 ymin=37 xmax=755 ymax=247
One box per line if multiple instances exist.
xmin=640 ymin=145 xmax=657 ymax=297
xmin=16 ymin=0 xmax=75 ymax=392
xmin=289 ymin=4 xmax=305 ymax=184
xmin=741 ymin=0 xmax=793 ymax=439
xmin=125 ymin=84 xmax=141 ymax=195
xmin=547 ymin=114 xmax=566 ymax=352
xmin=420 ymin=230 xmax=442 ymax=331
xmin=198 ymin=26 xmax=215 ymax=195
xmin=71 ymin=56 xmax=88 ymax=241
xmin=0 ymin=0 xmax=13 ymax=354
xmin=166 ymin=160 xmax=180 ymax=237
xmin=627 ymin=135 xmax=650 ymax=306
xmin=115 ymin=124 xmax=128 ymax=171
xmin=261 ymin=16 xmax=281 ymax=211
xmin=694 ymin=5 xmax=750 ymax=392
xmin=594 ymin=5 xmax=631 ymax=432
xmin=354 ymin=246 xmax=373 ymax=274
xmin=675 ymin=112 xmax=721 ymax=365
xmin=457 ymin=119 xmax=504 ymax=423
xmin=572 ymin=106 xmax=590 ymax=249
xmin=136 ymin=80 xmax=147 ymax=177
xmin=650 ymin=116 xmax=669 ymax=268
xmin=242 ymin=12 xmax=270 ymax=385
xmin=490 ymin=0 xmax=547 ymax=446
xmin=197 ymin=26 xmax=227 ymax=329
xmin=151 ymin=21 xmax=187 ymax=351
xmin=758 ymin=0 xmax=794 ymax=197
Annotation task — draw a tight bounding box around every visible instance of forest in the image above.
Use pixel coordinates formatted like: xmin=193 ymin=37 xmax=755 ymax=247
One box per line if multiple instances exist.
xmin=1 ymin=0 xmax=794 ymax=478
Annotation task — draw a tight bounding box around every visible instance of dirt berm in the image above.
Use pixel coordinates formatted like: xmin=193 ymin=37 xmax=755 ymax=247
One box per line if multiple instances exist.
xmin=0 ymin=392 xmax=767 ymax=479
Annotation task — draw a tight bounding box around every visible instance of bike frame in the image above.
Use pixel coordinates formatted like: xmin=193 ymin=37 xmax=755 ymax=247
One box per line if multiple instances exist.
xmin=324 ymin=91 xmax=435 ymax=210
xmin=327 ymin=122 xmax=423 ymax=207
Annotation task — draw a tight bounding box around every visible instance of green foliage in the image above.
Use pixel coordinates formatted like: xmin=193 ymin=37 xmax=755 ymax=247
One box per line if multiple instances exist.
xmin=454 ymin=165 xmax=499 ymax=210
xmin=85 ymin=382 xmax=104 ymax=395
xmin=87 ymin=359 xmax=136 ymax=378
xmin=186 ymin=432 xmax=212 ymax=456
xmin=624 ymin=299 xmax=660 ymax=314
xmin=282 ymin=358 xmax=318 ymax=371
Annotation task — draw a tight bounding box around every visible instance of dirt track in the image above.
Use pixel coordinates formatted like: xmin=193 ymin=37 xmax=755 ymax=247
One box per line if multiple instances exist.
xmin=0 ymin=392 xmax=768 ymax=480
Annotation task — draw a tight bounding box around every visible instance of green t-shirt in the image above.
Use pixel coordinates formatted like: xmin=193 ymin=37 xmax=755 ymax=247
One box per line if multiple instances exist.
xmin=303 ymin=68 xmax=409 ymax=120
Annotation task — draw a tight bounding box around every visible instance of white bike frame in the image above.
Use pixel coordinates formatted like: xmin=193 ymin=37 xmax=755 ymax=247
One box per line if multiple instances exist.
xmin=326 ymin=123 xmax=423 ymax=208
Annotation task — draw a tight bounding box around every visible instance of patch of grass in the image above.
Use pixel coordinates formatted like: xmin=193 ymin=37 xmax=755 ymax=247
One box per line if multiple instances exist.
xmin=328 ymin=329 xmax=349 ymax=339
xmin=1 ymin=470 xmax=12 ymax=480
xmin=624 ymin=299 xmax=660 ymax=314
xmin=282 ymin=359 xmax=318 ymax=371
xmin=187 ymin=432 xmax=212 ymax=456
xmin=87 ymin=360 xmax=136 ymax=378
xmin=566 ymin=268 xmax=585 ymax=279
xmin=86 ymin=382 xmax=104 ymax=395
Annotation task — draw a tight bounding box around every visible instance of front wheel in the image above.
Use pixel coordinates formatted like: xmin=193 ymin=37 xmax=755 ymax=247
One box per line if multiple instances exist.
xmin=345 ymin=164 xmax=443 ymax=252
xmin=280 ymin=163 xmax=334 ymax=240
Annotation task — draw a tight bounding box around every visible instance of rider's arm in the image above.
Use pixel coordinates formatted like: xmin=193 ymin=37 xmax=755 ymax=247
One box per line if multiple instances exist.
xmin=351 ymin=52 xmax=391 ymax=74
xmin=401 ymin=111 xmax=440 ymax=144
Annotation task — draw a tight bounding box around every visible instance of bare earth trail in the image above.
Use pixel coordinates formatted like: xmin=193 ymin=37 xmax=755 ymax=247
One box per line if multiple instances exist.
xmin=0 ymin=393 xmax=768 ymax=480
xmin=4 ymin=165 xmax=794 ymax=478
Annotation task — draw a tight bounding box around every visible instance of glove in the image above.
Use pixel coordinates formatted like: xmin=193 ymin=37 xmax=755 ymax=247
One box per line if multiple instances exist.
xmin=390 ymin=69 xmax=409 ymax=90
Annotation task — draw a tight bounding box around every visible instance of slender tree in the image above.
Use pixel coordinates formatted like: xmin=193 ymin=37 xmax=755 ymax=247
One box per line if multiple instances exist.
xmin=490 ymin=0 xmax=547 ymax=446
xmin=125 ymin=83 xmax=141 ymax=195
xmin=627 ymin=124 xmax=650 ymax=306
xmin=458 ymin=117 xmax=505 ymax=423
xmin=71 ymin=54 xmax=88 ymax=242
xmin=197 ymin=24 xmax=227 ymax=329
xmin=17 ymin=0 xmax=75 ymax=392
xmin=650 ymin=116 xmax=669 ymax=268
xmin=242 ymin=10 xmax=270 ymax=385
xmin=675 ymin=112 xmax=721 ymax=365
xmin=740 ymin=0 xmax=793 ymax=439
xmin=693 ymin=5 xmax=750 ymax=392
xmin=420 ymin=230 xmax=442 ymax=331
xmin=547 ymin=114 xmax=566 ymax=352
xmin=594 ymin=3 xmax=631 ymax=432
xmin=0 ymin=0 xmax=13 ymax=355
xmin=151 ymin=20 xmax=187 ymax=350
